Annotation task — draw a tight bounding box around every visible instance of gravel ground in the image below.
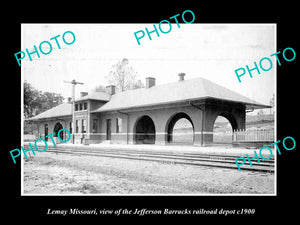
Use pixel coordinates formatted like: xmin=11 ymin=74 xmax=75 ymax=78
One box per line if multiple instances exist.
xmin=23 ymin=151 xmax=275 ymax=195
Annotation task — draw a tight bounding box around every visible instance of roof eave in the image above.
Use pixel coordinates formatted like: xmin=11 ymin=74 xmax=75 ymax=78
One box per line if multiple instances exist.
xmin=25 ymin=114 xmax=72 ymax=122
xmin=92 ymin=97 xmax=271 ymax=113
xmin=245 ymin=103 xmax=272 ymax=110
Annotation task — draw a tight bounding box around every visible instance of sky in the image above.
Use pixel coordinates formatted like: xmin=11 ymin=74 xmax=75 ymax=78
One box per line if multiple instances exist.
xmin=21 ymin=23 xmax=276 ymax=107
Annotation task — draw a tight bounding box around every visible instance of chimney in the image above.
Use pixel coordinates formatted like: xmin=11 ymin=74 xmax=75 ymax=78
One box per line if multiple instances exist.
xmin=146 ymin=77 xmax=155 ymax=88
xmin=178 ymin=73 xmax=185 ymax=81
xmin=80 ymin=92 xmax=88 ymax=97
xmin=106 ymin=85 xmax=116 ymax=95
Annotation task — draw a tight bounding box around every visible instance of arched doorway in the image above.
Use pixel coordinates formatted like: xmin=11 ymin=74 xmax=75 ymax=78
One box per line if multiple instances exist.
xmin=166 ymin=112 xmax=194 ymax=144
xmin=134 ymin=115 xmax=156 ymax=144
xmin=213 ymin=113 xmax=237 ymax=143
xmin=53 ymin=122 xmax=64 ymax=141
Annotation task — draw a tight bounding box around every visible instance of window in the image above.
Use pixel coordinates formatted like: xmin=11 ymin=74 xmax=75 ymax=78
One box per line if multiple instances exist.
xmin=116 ymin=118 xmax=122 ymax=133
xmin=44 ymin=124 xmax=48 ymax=140
xmin=92 ymin=119 xmax=98 ymax=133
xmin=106 ymin=119 xmax=111 ymax=140
xmin=82 ymin=119 xmax=86 ymax=133
xmin=75 ymin=102 xmax=87 ymax=111
xmin=69 ymin=121 xmax=72 ymax=134
xmin=76 ymin=120 xmax=79 ymax=133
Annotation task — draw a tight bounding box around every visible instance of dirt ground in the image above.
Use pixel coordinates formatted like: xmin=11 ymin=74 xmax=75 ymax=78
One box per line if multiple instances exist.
xmin=23 ymin=151 xmax=275 ymax=195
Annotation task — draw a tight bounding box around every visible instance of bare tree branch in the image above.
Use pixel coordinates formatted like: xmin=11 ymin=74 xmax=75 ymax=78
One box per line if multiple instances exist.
xmin=106 ymin=58 xmax=143 ymax=92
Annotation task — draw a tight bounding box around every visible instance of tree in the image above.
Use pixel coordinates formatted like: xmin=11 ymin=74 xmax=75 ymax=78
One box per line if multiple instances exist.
xmin=93 ymin=84 xmax=106 ymax=93
xmin=24 ymin=81 xmax=64 ymax=118
xmin=132 ymin=79 xmax=145 ymax=89
xmin=24 ymin=81 xmax=42 ymax=118
xmin=106 ymin=58 xmax=144 ymax=92
xmin=257 ymin=109 xmax=265 ymax=121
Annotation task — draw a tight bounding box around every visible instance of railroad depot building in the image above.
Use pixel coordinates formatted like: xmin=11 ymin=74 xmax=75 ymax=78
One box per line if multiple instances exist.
xmin=27 ymin=74 xmax=270 ymax=146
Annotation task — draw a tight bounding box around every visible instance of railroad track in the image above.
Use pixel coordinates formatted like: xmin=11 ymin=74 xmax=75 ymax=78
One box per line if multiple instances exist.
xmin=34 ymin=145 xmax=275 ymax=173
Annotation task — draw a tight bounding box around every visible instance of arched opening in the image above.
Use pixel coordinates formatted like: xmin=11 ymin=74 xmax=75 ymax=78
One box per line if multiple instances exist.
xmin=166 ymin=112 xmax=194 ymax=145
xmin=134 ymin=115 xmax=156 ymax=144
xmin=53 ymin=122 xmax=64 ymax=140
xmin=213 ymin=113 xmax=237 ymax=143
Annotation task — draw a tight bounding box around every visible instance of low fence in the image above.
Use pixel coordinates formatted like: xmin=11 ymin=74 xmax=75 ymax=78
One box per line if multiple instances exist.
xmin=213 ymin=129 xmax=275 ymax=143
xmin=233 ymin=129 xmax=274 ymax=142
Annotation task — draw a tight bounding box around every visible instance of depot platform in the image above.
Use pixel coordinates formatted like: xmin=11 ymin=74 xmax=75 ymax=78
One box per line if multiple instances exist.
xmin=24 ymin=141 xmax=276 ymax=158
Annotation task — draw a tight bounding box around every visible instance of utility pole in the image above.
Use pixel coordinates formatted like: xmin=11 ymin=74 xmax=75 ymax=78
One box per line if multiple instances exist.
xmin=64 ymin=79 xmax=84 ymax=144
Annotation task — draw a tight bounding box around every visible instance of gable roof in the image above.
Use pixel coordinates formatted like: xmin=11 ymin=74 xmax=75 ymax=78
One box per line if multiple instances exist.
xmin=93 ymin=77 xmax=270 ymax=112
xmin=27 ymin=77 xmax=270 ymax=121
xmin=75 ymin=91 xmax=110 ymax=102
xmin=27 ymin=102 xmax=72 ymax=121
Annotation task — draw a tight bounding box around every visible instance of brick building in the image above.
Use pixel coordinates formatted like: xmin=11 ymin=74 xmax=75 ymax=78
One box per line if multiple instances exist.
xmin=27 ymin=74 xmax=270 ymax=146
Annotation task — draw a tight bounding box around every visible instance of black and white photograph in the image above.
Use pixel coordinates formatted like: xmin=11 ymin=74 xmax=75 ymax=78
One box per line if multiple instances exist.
xmin=21 ymin=23 xmax=276 ymax=195
xmin=4 ymin=4 xmax=298 ymax=220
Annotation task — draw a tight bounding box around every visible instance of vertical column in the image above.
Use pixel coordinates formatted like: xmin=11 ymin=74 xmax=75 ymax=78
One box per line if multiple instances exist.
xmin=236 ymin=107 xmax=246 ymax=131
xmin=193 ymin=109 xmax=203 ymax=146
xmin=201 ymin=105 xmax=215 ymax=146
xmin=155 ymin=132 xmax=167 ymax=145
